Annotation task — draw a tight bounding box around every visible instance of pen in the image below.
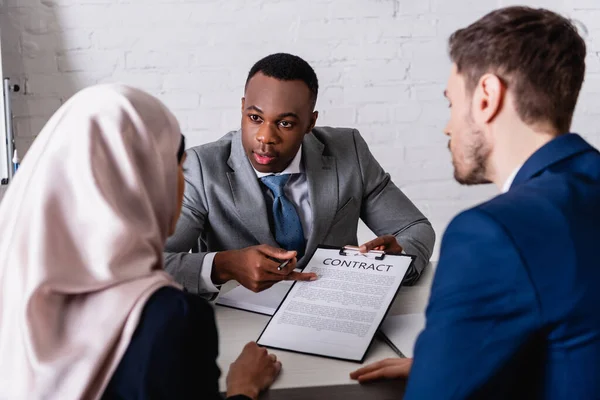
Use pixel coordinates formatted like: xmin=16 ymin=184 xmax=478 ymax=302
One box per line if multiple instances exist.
xmin=277 ymin=259 xmax=291 ymax=271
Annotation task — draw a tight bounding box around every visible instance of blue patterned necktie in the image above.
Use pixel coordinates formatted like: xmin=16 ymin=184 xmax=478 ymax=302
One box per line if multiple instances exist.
xmin=261 ymin=174 xmax=305 ymax=258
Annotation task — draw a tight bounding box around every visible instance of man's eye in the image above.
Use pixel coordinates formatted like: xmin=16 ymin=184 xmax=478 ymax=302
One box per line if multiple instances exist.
xmin=279 ymin=121 xmax=293 ymax=128
xmin=249 ymin=115 xmax=261 ymax=122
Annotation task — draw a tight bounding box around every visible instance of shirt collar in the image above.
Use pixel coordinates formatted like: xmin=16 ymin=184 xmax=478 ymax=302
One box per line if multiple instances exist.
xmin=253 ymin=145 xmax=303 ymax=178
xmin=502 ymin=163 xmax=523 ymax=193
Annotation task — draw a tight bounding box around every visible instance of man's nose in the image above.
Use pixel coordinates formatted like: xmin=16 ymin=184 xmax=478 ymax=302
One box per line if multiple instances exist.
xmin=256 ymin=123 xmax=280 ymax=145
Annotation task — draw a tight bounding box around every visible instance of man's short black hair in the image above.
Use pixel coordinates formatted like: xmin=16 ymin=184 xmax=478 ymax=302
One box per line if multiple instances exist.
xmin=245 ymin=53 xmax=319 ymax=106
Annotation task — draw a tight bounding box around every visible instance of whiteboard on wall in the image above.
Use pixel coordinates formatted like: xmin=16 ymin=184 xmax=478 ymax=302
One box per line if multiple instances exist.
xmin=0 ymin=27 xmax=8 ymax=183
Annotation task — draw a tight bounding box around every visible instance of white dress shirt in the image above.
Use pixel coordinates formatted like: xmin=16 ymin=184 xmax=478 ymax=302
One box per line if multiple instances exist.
xmin=199 ymin=146 xmax=312 ymax=292
xmin=502 ymin=164 xmax=523 ymax=193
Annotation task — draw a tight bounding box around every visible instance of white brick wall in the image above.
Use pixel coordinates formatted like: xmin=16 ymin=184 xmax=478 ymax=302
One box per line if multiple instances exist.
xmin=1 ymin=0 xmax=599 ymax=259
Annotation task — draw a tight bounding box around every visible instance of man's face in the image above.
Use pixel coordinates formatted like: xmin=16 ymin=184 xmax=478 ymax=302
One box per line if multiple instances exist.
xmin=241 ymin=72 xmax=317 ymax=173
xmin=444 ymin=64 xmax=492 ymax=185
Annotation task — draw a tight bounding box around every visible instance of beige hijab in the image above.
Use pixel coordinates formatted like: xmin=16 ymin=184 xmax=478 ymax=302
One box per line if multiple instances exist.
xmin=0 ymin=84 xmax=183 ymax=399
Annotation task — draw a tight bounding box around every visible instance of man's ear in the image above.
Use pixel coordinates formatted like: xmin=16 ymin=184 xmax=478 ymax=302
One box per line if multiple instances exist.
xmin=306 ymin=111 xmax=319 ymax=133
xmin=241 ymin=97 xmax=245 ymax=113
xmin=473 ymin=74 xmax=505 ymax=124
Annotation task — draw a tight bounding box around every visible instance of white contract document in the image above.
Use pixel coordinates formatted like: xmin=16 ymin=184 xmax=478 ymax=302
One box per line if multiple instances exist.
xmin=379 ymin=313 xmax=426 ymax=358
xmin=257 ymin=247 xmax=414 ymax=362
xmin=215 ymin=281 xmax=292 ymax=316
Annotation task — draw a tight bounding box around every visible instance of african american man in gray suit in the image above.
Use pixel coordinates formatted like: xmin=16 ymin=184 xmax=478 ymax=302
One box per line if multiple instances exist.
xmin=164 ymin=53 xmax=435 ymax=296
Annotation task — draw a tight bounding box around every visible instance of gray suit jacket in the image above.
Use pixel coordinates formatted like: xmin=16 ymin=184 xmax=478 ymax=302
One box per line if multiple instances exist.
xmin=164 ymin=127 xmax=435 ymax=294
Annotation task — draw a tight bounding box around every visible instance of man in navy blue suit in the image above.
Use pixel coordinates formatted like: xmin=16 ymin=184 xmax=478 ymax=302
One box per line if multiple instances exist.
xmin=351 ymin=6 xmax=600 ymax=399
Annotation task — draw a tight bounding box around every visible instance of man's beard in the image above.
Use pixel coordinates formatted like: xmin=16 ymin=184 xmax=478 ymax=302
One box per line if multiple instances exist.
xmin=452 ymin=114 xmax=492 ymax=185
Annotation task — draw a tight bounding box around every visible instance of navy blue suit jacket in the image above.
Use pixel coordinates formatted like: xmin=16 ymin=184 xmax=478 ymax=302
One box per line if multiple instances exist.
xmin=405 ymin=134 xmax=600 ymax=399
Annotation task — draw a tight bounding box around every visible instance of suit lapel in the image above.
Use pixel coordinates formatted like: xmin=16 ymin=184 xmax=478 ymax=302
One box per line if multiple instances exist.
xmin=226 ymin=131 xmax=278 ymax=247
xmin=302 ymin=133 xmax=338 ymax=262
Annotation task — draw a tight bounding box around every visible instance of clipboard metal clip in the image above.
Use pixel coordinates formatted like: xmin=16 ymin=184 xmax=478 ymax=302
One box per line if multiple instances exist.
xmin=339 ymin=245 xmax=386 ymax=260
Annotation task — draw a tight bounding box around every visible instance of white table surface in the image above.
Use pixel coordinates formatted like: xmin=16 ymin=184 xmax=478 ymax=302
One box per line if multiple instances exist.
xmin=215 ymin=262 xmax=436 ymax=392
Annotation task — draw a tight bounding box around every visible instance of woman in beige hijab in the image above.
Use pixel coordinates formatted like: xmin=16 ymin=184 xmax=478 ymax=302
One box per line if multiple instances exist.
xmin=0 ymin=84 xmax=280 ymax=400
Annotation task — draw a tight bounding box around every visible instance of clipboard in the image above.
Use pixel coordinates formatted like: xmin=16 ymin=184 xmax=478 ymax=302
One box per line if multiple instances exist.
xmin=256 ymin=245 xmax=416 ymax=363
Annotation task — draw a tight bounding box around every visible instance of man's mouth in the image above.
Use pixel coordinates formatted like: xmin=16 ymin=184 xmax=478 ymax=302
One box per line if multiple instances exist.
xmin=253 ymin=152 xmax=278 ymax=165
